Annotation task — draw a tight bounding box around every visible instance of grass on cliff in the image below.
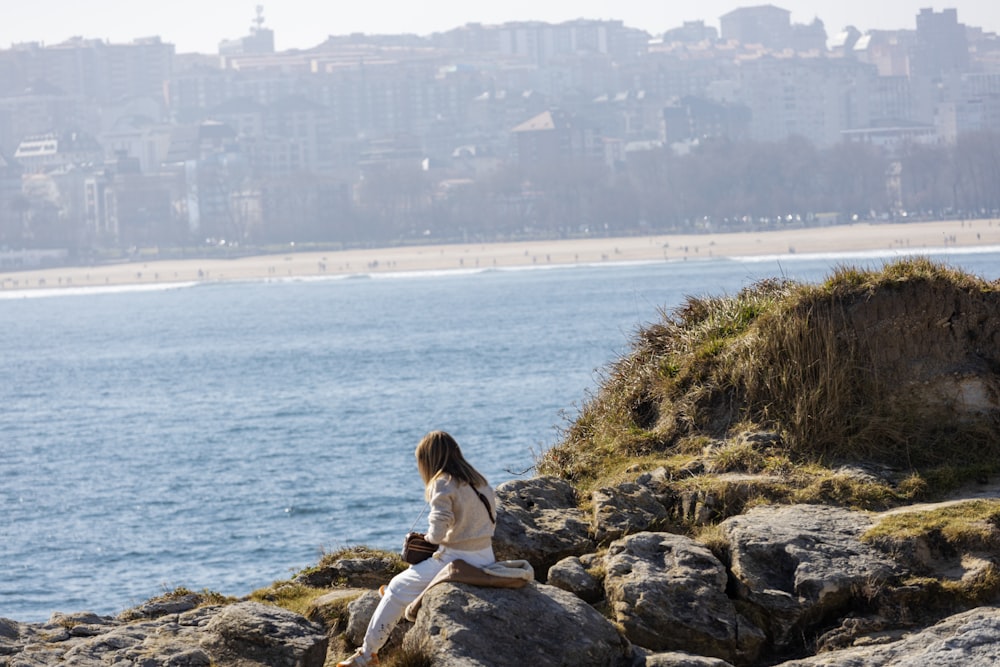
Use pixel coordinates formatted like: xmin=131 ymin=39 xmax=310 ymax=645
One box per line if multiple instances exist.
xmin=249 ymin=545 xmax=402 ymax=622
xmin=862 ymin=499 xmax=1000 ymax=609
xmin=863 ymin=499 xmax=1000 ymax=548
xmin=537 ymin=257 xmax=1000 ymax=502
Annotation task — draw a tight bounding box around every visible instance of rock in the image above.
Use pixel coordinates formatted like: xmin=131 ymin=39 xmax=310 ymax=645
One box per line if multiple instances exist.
xmin=831 ymin=464 xmax=896 ymax=487
xmin=592 ymin=482 xmax=670 ymax=544
xmin=343 ymin=591 xmax=379 ymax=647
xmin=493 ymin=476 xmax=595 ymax=578
xmin=603 ymin=532 xmax=765 ymax=664
xmin=47 ymin=611 xmax=111 ymax=626
xmin=120 ymin=592 xmax=202 ymax=620
xmin=339 ymin=590 xmax=410 ymax=654
xmin=774 ymin=606 xmax=1000 ymax=666
xmin=0 ymin=618 xmax=19 ymax=640
xmin=294 ymin=555 xmax=400 ymax=589
xmin=305 ymin=588 xmax=366 ymax=630
xmin=403 ymin=581 xmax=629 ymax=667
xmin=676 ymin=474 xmax=786 ymax=526
xmin=637 ymin=647 xmax=736 ymax=666
xmin=60 ymin=613 xmax=200 ymax=665
xmin=719 ymin=504 xmax=900 ymax=651
xmin=200 ymin=601 xmax=328 ymax=667
xmin=68 ymin=623 xmax=110 ymax=637
xmin=2 ymin=603 xmax=328 ymax=667
xmin=548 ymin=556 xmax=604 ymax=603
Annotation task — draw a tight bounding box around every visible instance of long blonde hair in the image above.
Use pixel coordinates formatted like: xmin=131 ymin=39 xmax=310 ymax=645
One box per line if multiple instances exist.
xmin=415 ymin=431 xmax=488 ymax=495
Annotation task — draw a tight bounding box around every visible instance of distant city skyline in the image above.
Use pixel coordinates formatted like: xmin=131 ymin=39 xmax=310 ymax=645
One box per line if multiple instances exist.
xmin=5 ymin=1 xmax=998 ymax=54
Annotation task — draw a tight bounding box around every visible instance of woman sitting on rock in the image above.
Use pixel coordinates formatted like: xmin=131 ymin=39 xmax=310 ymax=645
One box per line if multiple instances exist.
xmin=338 ymin=430 xmax=496 ymax=667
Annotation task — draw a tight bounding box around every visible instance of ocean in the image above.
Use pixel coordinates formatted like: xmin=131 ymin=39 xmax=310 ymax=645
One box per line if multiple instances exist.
xmin=2 ymin=247 xmax=999 ymax=622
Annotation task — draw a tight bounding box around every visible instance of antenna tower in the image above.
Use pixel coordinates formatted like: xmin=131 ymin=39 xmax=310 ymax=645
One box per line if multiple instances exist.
xmin=252 ymin=5 xmax=265 ymax=34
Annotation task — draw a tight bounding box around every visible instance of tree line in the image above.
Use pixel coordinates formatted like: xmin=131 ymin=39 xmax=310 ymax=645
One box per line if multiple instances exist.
xmin=4 ymin=130 xmax=999 ymax=251
xmin=353 ymin=130 xmax=1000 ymax=244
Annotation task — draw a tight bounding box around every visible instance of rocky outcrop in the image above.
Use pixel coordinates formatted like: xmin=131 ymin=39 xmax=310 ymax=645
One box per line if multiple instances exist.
xmin=0 ymin=602 xmax=327 ymax=667
xmin=774 ymin=606 xmax=1000 ymax=666
xmin=719 ymin=505 xmax=900 ymax=652
xmin=8 ymin=478 xmax=1000 ymax=667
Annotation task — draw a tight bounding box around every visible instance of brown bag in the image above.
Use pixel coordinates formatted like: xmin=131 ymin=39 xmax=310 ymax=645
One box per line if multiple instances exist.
xmin=401 ymin=532 xmax=438 ymax=564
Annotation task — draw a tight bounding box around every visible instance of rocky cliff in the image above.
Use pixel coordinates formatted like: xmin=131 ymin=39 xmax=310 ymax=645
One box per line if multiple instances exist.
xmin=3 ymin=258 xmax=999 ymax=667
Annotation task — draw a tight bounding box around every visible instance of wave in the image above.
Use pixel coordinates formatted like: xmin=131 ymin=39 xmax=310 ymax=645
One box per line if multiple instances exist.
xmin=0 ymin=281 xmax=200 ymax=300
xmin=727 ymin=244 xmax=1000 ymax=264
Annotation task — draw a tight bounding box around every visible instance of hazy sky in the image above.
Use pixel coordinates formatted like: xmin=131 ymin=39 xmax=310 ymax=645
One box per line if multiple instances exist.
xmin=6 ymin=1 xmax=998 ymax=53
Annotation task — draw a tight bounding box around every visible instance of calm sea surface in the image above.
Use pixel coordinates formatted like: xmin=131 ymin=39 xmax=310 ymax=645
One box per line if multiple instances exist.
xmin=2 ymin=247 xmax=999 ymax=622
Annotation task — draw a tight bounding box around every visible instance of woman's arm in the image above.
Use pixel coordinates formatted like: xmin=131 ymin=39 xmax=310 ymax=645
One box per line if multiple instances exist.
xmin=425 ymin=476 xmax=455 ymax=544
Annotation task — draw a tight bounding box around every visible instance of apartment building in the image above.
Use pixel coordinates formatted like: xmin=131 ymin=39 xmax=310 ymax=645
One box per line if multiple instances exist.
xmin=8 ymin=37 xmax=173 ymax=103
xmin=736 ymin=55 xmax=876 ymax=146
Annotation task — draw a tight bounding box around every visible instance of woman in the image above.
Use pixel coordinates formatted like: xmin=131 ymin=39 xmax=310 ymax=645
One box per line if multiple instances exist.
xmin=338 ymin=430 xmax=496 ymax=667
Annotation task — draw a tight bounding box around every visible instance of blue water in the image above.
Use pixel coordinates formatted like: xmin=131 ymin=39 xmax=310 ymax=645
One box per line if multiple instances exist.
xmin=2 ymin=248 xmax=998 ymax=622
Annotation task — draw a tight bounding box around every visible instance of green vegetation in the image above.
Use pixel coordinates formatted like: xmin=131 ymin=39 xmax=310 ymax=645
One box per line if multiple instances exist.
xmin=538 ymin=258 xmax=1000 ymax=509
xmin=248 ymin=545 xmax=402 ymax=618
xmin=298 ymin=544 xmax=406 ymax=583
xmin=863 ymin=500 xmax=1000 ymax=609
xmin=248 ymin=581 xmax=330 ymax=618
xmin=863 ymin=499 xmax=1000 ymax=547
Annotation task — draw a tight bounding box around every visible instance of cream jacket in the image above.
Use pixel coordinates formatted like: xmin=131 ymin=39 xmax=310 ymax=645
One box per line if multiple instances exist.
xmin=425 ymin=474 xmax=496 ymax=552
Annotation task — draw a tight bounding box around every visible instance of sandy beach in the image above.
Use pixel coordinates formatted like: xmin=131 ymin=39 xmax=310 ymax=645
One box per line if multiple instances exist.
xmin=2 ymin=219 xmax=998 ymax=292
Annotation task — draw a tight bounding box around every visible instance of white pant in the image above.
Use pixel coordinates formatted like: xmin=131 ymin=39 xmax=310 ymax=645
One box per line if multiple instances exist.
xmin=361 ymin=544 xmax=495 ymax=656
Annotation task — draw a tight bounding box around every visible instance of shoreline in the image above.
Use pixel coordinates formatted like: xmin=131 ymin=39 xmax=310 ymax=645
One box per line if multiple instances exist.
xmin=2 ymin=219 xmax=999 ymax=293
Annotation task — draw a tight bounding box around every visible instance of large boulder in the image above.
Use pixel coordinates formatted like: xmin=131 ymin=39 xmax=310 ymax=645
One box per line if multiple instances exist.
xmin=199 ymin=602 xmax=328 ymax=666
xmin=2 ymin=603 xmax=328 ymax=667
xmin=592 ymin=482 xmax=671 ymax=544
xmin=719 ymin=505 xmax=900 ymax=651
xmin=603 ymin=532 xmax=765 ymax=665
xmin=493 ymin=476 xmax=595 ymax=578
xmin=403 ymin=581 xmax=630 ymax=666
xmin=774 ymin=606 xmax=1000 ymax=666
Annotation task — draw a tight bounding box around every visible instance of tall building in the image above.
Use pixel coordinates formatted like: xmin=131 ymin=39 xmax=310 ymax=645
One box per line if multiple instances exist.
xmin=720 ymin=6 xmax=825 ymax=53
xmin=9 ymin=38 xmax=173 ymax=104
xmin=439 ymin=20 xmax=648 ymax=67
xmin=720 ymin=6 xmax=792 ymax=50
xmin=737 ymin=56 xmax=876 ymax=146
xmin=912 ymin=8 xmax=969 ymax=77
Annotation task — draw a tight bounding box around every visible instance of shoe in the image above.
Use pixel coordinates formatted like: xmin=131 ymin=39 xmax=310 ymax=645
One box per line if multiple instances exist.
xmin=336 ymin=649 xmax=378 ymax=666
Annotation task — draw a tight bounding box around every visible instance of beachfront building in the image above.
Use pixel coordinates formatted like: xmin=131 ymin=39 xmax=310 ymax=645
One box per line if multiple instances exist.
xmin=13 ymin=131 xmax=104 ymax=174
